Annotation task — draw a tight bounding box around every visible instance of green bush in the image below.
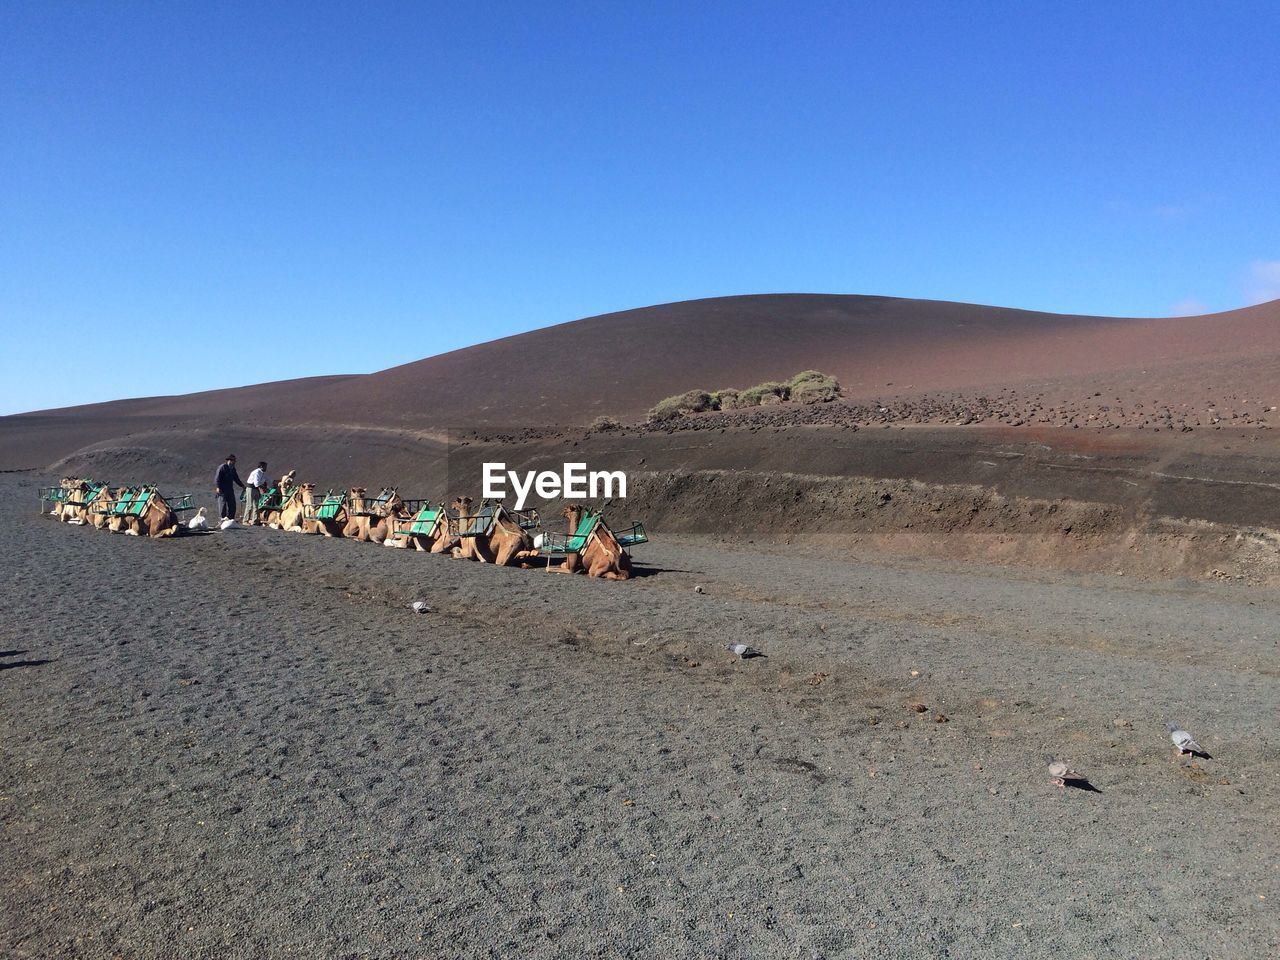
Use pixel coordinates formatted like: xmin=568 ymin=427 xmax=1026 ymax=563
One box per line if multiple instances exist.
xmin=647 ymin=389 xmax=713 ymax=422
xmin=710 ymin=389 xmax=738 ymax=410
xmin=646 ymin=371 xmax=839 ymax=420
xmin=787 ymin=370 xmax=840 ymax=403
xmin=739 ymin=381 xmax=789 ymax=406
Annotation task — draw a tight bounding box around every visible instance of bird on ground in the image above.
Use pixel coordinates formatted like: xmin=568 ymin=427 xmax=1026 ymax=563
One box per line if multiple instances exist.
xmin=410 ymin=601 xmax=431 ymax=614
xmin=187 ymin=507 xmax=208 ymax=532
xmin=726 ymin=643 xmax=764 ymax=659
xmin=1167 ymin=723 xmax=1204 ymax=757
xmin=1048 ymin=761 xmax=1086 ymax=788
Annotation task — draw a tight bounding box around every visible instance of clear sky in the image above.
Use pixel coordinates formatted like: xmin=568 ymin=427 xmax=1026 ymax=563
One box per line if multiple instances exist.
xmin=2 ymin=2 xmax=1277 ymax=415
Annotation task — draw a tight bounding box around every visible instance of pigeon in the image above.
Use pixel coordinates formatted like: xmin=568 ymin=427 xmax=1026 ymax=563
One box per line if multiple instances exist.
xmin=725 ymin=643 xmax=764 ymax=659
xmin=1048 ymin=760 xmax=1085 ymax=788
xmin=410 ymin=601 xmax=431 ymax=614
xmin=187 ymin=507 xmax=209 ymax=532
xmin=694 ymin=585 xmax=705 ymax=594
xmin=1167 ymin=723 xmax=1204 ymax=756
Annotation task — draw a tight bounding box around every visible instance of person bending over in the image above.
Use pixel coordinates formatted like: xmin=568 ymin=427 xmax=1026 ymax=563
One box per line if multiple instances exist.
xmin=243 ymin=461 xmax=269 ymax=525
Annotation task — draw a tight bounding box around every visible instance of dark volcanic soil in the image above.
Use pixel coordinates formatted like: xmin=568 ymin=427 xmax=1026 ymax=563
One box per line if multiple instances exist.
xmin=2 ymin=475 xmax=1277 ymax=959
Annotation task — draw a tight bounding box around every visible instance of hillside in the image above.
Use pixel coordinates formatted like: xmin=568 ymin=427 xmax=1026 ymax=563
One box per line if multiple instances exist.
xmin=4 ymin=294 xmax=1280 ymax=473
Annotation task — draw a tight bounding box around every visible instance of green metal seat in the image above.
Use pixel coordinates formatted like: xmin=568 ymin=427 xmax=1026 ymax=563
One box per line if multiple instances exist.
xmin=257 ymin=485 xmax=281 ymax=510
xmin=615 ymin=522 xmax=649 ymax=548
xmin=538 ymin=510 xmax=601 ymax=555
xmin=314 ymin=493 xmax=346 ymax=522
xmin=397 ymin=503 xmax=440 ymax=536
xmin=456 ymin=501 xmax=496 ymax=538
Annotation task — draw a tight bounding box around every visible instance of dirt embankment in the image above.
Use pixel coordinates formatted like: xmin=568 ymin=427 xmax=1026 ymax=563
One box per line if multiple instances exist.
xmin=618 ymin=469 xmax=1280 ymax=584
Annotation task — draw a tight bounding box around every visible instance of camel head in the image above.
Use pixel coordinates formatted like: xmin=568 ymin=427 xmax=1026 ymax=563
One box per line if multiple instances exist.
xmin=280 ymin=468 xmax=297 ymax=488
xmin=451 ymin=496 xmax=473 ymax=514
xmin=562 ymin=504 xmax=583 ymax=530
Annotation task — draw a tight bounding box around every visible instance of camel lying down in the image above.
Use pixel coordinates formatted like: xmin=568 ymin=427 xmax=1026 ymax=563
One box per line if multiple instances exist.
xmin=544 ymin=505 xmax=633 ymax=580
xmin=447 ymin=497 xmax=540 ymax=566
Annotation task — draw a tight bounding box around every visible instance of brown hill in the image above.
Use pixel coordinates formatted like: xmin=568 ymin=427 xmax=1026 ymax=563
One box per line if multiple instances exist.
xmin=3 ymin=293 xmax=1279 ymax=472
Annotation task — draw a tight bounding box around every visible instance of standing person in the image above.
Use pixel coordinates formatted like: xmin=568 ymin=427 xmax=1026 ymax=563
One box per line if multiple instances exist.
xmin=243 ymin=461 xmax=269 ymax=525
xmin=214 ymin=454 xmax=245 ymax=521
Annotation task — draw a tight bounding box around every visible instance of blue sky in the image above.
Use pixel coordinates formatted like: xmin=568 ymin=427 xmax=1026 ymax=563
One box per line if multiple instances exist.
xmin=2 ymin=2 xmax=1277 ymax=414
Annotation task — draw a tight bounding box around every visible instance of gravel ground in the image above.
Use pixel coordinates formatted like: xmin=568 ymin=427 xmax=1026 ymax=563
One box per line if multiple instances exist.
xmin=2 ymin=475 xmax=1277 ymax=959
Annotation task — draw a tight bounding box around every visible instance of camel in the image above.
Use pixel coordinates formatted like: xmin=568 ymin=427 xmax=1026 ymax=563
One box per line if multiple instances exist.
xmin=255 ymin=469 xmax=297 ymax=527
xmin=389 ymin=501 xmax=455 ymax=552
xmin=449 ymin=497 xmax=540 ymax=566
xmin=53 ymin=478 xmax=99 ymax=523
xmin=361 ymin=489 xmax=411 ymax=544
xmin=128 ymin=488 xmax=181 ymax=538
xmin=103 ymin=488 xmax=142 ymax=533
xmin=96 ymin=487 xmax=181 ymax=537
xmin=552 ymin=505 xmax=633 ymax=580
xmin=310 ymin=489 xmax=350 ymax=538
xmin=67 ymin=480 xmax=108 ymax=524
xmin=47 ymin=476 xmax=78 ymax=520
xmin=278 ymin=483 xmax=316 ymax=533
xmin=87 ymin=485 xmax=119 ymax=530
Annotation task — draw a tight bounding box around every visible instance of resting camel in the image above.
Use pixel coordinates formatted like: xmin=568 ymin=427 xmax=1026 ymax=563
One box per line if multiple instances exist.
xmin=67 ymin=480 xmax=108 ymax=525
xmin=555 ymin=505 xmax=632 ymax=580
xmin=98 ymin=487 xmax=181 ymax=537
xmin=362 ymin=489 xmax=411 ymax=544
xmin=49 ymin=477 xmax=78 ymax=520
xmin=87 ymin=485 xmax=119 ymax=530
xmin=278 ymin=483 xmax=317 ymax=533
xmin=128 ymin=488 xmax=181 ymax=538
xmin=388 ymin=501 xmax=455 ymax=552
xmin=54 ymin=478 xmax=96 ymax=523
xmin=255 ymin=469 xmax=297 ymax=527
xmin=311 ymin=489 xmax=350 ymax=538
xmin=105 ymin=488 xmax=142 ymax=533
xmin=450 ymin=497 xmax=540 ymax=566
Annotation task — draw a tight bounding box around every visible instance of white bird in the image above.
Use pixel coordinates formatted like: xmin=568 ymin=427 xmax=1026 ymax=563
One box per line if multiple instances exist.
xmin=410 ymin=601 xmax=431 ymax=614
xmin=694 ymin=585 xmax=705 ymax=594
xmin=1167 ymin=723 xmax=1204 ymax=756
xmin=187 ymin=507 xmax=209 ymax=531
xmin=725 ymin=643 xmax=764 ymax=659
xmin=1048 ymin=760 xmax=1085 ymax=788
xmin=219 ymin=518 xmax=241 ymax=530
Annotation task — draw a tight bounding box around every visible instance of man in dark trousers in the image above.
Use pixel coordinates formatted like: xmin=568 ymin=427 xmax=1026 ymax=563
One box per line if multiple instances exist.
xmin=214 ymin=454 xmax=246 ymax=521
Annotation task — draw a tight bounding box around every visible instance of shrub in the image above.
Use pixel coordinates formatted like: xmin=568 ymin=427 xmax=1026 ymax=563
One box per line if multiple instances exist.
xmin=589 ymin=415 xmax=621 ymax=431
xmin=646 ymin=371 xmax=839 ymax=419
xmin=739 ymin=381 xmax=789 ymax=406
xmin=788 ymin=370 xmax=841 ymax=403
xmin=647 ymin=389 xmax=713 ymax=422
xmin=710 ymin=389 xmax=738 ymax=410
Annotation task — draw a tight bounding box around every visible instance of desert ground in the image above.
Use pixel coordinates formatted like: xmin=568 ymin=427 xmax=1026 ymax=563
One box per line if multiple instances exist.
xmin=2 ymin=471 xmax=1277 ymax=959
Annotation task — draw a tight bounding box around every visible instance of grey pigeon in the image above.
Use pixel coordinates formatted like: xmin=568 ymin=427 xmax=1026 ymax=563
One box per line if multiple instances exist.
xmin=694 ymin=585 xmax=705 ymax=594
xmin=410 ymin=601 xmax=431 ymax=614
xmin=1167 ymin=723 xmax=1203 ymax=756
xmin=725 ymin=643 xmax=764 ymax=659
xmin=1048 ymin=760 xmax=1084 ymax=788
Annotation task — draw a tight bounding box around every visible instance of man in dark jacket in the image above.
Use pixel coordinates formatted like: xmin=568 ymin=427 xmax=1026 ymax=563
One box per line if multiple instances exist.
xmin=214 ymin=454 xmax=246 ymax=521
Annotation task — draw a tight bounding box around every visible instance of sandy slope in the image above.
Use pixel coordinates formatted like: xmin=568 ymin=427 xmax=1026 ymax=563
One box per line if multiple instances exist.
xmin=4 ymin=295 xmax=1280 ymax=469
xmin=2 ymin=475 xmax=1276 ymax=958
